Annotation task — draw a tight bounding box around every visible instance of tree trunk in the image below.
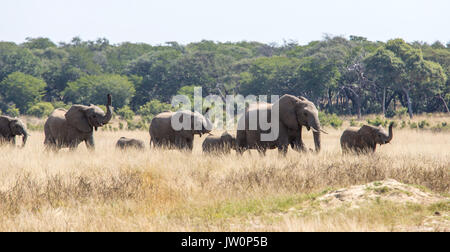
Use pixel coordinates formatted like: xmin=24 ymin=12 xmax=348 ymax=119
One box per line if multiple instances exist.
xmin=437 ymin=94 xmax=450 ymax=113
xmin=382 ymin=87 xmax=386 ymax=116
xmin=403 ymin=88 xmax=413 ymax=118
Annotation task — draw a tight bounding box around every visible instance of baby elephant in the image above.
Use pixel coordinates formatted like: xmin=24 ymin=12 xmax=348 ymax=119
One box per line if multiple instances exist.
xmin=116 ymin=137 xmax=145 ymax=150
xmin=340 ymin=122 xmax=393 ymax=153
xmin=202 ymin=132 xmax=236 ymax=154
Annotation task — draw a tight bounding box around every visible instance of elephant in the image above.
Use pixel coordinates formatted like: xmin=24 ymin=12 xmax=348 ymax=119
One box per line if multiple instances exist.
xmin=0 ymin=116 xmax=29 ymax=147
xmin=236 ymin=94 xmax=326 ymax=155
xmin=149 ymin=108 xmax=212 ymax=151
xmin=44 ymin=94 xmax=113 ymax=150
xmin=202 ymin=131 xmax=236 ymax=154
xmin=116 ymin=137 xmax=145 ymax=150
xmin=340 ymin=122 xmax=393 ymax=153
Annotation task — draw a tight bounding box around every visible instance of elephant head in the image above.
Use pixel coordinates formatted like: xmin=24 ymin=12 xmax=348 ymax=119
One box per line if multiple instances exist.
xmin=192 ymin=108 xmax=213 ymax=137
xmin=277 ymin=95 xmax=326 ymax=152
xmin=358 ymin=122 xmax=393 ymax=146
xmin=65 ymin=94 xmax=113 ymax=132
xmin=0 ymin=116 xmax=29 ymax=147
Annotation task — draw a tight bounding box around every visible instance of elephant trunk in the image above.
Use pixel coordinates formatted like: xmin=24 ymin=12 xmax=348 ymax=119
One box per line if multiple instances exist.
xmin=386 ymin=123 xmax=393 ymax=143
xmin=101 ymin=94 xmax=113 ymax=125
xmin=309 ymin=115 xmax=322 ymax=152
xmin=21 ymin=128 xmax=29 ymax=148
xmin=202 ymin=109 xmax=213 ymax=135
xmin=313 ymin=131 xmax=321 ymax=152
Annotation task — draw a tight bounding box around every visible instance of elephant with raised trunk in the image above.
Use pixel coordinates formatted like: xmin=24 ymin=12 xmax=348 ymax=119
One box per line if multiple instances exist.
xmin=116 ymin=137 xmax=145 ymax=150
xmin=0 ymin=116 xmax=29 ymax=147
xmin=202 ymin=131 xmax=236 ymax=154
xmin=236 ymin=94 xmax=326 ymax=155
xmin=44 ymin=94 xmax=113 ymax=150
xmin=149 ymin=108 xmax=213 ymax=151
xmin=340 ymin=122 xmax=393 ymax=153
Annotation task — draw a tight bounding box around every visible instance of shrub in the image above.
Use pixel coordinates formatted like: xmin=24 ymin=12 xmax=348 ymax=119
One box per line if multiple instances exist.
xmin=318 ymin=112 xmax=343 ymax=129
xmin=350 ymin=119 xmax=358 ymax=127
xmin=27 ymin=102 xmax=54 ymax=118
xmin=401 ymin=121 xmax=406 ymax=129
xmin=51 ymin=101 xmax=71 ymax=110
xmin=410 ymin=122 xmax=418 ymax=129
xmin=418 ymin=120 xmax=430 ymax=129
xmin=27 ymin=122 xmax=44 ymax=131
xmin=395 ymin=107 xmax=408 ymax=118
xmin=138 ymin=99 xmax=172 ymax=123
xmin=117 ymin=106 xmax=135 ymax=120
xmin=6 ymin=104 xmax=20 ymax=117
xmin=367 ymin=116 xmax=388 ymax=127
xmin=385 ymin=110 xmax=396 ymax=118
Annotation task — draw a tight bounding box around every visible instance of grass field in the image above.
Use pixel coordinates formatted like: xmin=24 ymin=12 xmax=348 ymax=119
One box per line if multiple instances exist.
xmin=0 ymin=115 xmax=449 ymax=231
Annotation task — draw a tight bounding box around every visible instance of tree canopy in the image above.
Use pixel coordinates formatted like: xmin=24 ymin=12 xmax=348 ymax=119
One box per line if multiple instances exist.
xmin=0 ymin=36 xmax=448 ymax=118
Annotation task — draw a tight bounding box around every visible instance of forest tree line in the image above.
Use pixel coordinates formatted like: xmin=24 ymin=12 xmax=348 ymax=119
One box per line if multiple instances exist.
xmin=0 ymin=35 xmax=449 ymax=121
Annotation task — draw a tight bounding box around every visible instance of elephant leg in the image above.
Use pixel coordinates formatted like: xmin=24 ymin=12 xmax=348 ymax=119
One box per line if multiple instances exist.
xmin=256 ymin=146 xmax=266 ymax=156
xmin=85 ymin=135 xmax=95 ymax=150
xmin=278 ymin=145 xmax=288 ymax=156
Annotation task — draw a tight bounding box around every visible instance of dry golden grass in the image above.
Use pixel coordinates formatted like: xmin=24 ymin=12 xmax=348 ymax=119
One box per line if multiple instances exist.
xmin=0 ymin=117 xmax=449 ymax=231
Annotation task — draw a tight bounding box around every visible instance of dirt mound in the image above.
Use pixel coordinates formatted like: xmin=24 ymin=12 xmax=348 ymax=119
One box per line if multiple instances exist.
xmin=318 ymin=179 xmax=444 ymax=209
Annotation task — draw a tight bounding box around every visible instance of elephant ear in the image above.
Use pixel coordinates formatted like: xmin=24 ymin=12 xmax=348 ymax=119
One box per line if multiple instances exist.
xmin=65 ymin=105 xmax=92 ymax=133
xmin=358 ymin=125 xmax=376 ymax=147
xmin=0 ymin=117 xmax=12 ymax=136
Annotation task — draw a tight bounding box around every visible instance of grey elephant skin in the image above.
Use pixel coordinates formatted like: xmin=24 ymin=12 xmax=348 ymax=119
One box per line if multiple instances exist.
xmin=149 ymin=109 xmax=212 ymax=151
xmin=202 ymin=131 xmax=236 ymax=154
xmin=0 ymin=116 xmax=29 ymax=147
xmin=340 ymin=122 xmax=393 ymax=153
xmin=44 ymin=94 xmax=113 ymax=150
xmin=236 ymin=94 xmax=325 ymax=155
xmin=116 ymin=137 xmax=145 ymax=150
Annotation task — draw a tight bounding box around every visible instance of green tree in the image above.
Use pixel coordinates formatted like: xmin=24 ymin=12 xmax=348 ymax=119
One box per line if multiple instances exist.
xmin=27 ymin=102 xmax=54 ymax=117
xmin=22 ymin=37 xmax=56 ymax=50
xmin=0 ymin=42 xmax=43 ymax=81
xmin=63 ymin=74 xmax=135 ymax=108
xmin=0 ymin=72 xmax=47 ymax=113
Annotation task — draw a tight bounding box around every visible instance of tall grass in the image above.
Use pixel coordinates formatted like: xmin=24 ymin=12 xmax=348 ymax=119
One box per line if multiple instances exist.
xmin=0 ymin=124 xmax=448 ymax=231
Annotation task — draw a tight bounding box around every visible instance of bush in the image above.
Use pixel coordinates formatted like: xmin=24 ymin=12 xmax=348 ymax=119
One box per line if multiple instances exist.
xmin=27 ymin=122 xmax=44 ymax=131
xmin=418 ymin=120 xmax=430 ymax=129
xmin=51 ymin=101 xmax=71 ymax=110
xmin=410 ymin=122 xmax=418 ymax=129
xmin=126 ymin=119 xmax=148 ymax=131
xmin=385 ymin=110 xmax=396 ymax=118
xmin=6 ymin=104 xmax=20 ymax=117
xmin=138 ymin=100 xmax=172 ymax=123
xmin=318 ymin=112 xmax=343 ymax=129
xmin=27 ymin=102 xmax=54 ymax=118
xmin=350 ymin=119 xmax=358 ymax=127
xmin=116 ymin=106 xmax=135 ymax=120
xmin=395 ymin=107 xmax=408 ymax=118
xmin=401 ymin=121 xmax=406 ymax=129
xmin=367 ymin=116 xmax=387 ymax=127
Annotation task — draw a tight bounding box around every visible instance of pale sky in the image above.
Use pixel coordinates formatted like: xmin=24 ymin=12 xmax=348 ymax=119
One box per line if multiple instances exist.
xmin=1 ymin=0 xmax=449 ymax=45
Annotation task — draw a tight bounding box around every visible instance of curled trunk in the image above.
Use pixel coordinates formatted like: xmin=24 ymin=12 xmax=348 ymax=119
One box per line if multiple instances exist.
xmin=102 ymin=94 xmax=113 ymax=125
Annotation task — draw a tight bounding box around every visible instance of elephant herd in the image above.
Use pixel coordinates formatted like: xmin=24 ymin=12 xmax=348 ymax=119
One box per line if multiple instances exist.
xmin=0 ymin=94 xmax=394 ymax=154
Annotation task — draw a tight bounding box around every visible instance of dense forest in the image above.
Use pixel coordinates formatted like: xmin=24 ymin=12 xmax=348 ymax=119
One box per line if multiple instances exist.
xmin=0 ymin=36 xmax=449 ymax=121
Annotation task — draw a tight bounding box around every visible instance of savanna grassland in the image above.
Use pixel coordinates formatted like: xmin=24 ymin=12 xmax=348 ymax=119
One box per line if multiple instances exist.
xmin=0 ymin=115 xmax=449 ymax=232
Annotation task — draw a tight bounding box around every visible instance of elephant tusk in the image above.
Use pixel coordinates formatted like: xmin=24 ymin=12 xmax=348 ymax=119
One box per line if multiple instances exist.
xmin=320 ymin=129 xmax=328 ymax=134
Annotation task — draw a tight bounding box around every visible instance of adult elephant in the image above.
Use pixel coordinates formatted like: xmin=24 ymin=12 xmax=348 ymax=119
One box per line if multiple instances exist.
xmin=340 ymin=123 xmax=393 ymax=154
xmin=44 ymin=94 xmax=113 ymax=150
xmin=149 ymin=109 xmax=212 ymax=151
xmin=0 ymin=116 xmax=29 ymax=147
xmin=236 ymin=94 xmax=326 ymax=155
